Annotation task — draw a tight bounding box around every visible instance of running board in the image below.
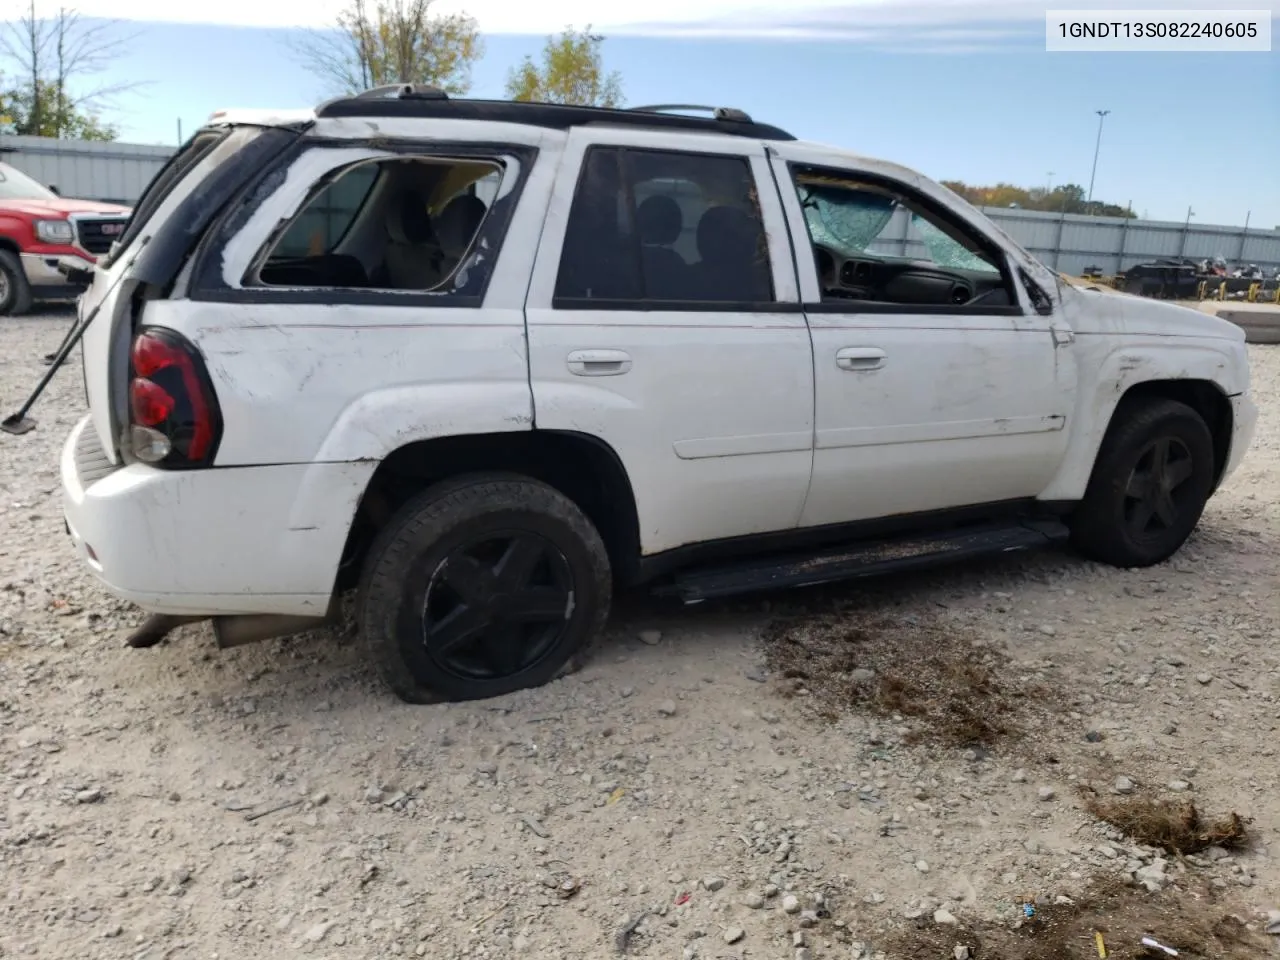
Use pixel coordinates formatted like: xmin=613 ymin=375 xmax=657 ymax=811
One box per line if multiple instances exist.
xmin=655 ymin=520 xmax=1070 ymax=604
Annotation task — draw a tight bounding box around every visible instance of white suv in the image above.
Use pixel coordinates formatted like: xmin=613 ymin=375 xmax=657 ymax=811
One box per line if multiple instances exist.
xmin=39 ymin=86 xmax=1255 ymax=703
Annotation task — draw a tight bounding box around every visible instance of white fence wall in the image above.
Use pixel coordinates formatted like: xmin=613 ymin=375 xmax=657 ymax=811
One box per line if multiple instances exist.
xmin=0 ymin=135 xmax=173 ymax=206
xmin=1 ymin=135 xmax=1274 ymax=277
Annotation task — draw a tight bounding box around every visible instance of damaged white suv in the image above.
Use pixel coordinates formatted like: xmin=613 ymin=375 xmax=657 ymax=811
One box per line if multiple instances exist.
xmin=22 ymin=86 xmax=1256 ymax=703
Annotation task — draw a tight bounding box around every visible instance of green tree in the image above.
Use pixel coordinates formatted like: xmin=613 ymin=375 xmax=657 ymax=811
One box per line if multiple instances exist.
xmin=505 ymin=26 xmax=623 ymax=107
xmin=0 ymin=2 xmax=134 ymax=141
xmin=1 ymin=78 xmax=116 ymax=139
xmin=942 ymin=179 xmax=1134 ymax=218
xmin=295 ymin=0 xmax=482 ymax=95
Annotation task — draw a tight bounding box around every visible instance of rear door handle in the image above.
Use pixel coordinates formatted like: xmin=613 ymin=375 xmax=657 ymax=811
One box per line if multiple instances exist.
xmin=567 ymin=349 xmax=632 ymax=376
xmin=835 ymin=347 xmax=886 ymax=371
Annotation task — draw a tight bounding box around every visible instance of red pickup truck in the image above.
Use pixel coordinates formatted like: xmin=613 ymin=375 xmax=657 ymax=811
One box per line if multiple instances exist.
xmin=0 ymin=160 xmax=131 ymax=315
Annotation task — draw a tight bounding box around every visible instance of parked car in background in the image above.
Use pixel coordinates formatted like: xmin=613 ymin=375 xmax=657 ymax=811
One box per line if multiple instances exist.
xmin=0 ymin=160 xmax=130 ymax=315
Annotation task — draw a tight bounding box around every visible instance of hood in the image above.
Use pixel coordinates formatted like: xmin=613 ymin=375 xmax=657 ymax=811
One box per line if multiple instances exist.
xmin=1058 ymin=276 xmax=1244 ymax=342
xmin=0 ymin=197 xmax=130 ymax=217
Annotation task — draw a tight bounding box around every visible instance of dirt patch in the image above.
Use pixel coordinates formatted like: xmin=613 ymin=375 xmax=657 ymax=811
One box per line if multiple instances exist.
xmin=763 ymin=610 xmax=1057 ymax=749
xmin=1082 ymin=792 xmax=1251 ymax=856
xmin=885 ymin=878 xmax=1268 ymax=959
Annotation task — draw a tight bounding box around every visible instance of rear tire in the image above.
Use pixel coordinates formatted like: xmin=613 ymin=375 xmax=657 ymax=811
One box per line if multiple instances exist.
xmin=1070 ymin=398 xmax=1215 ymax=568
xmin=357 ymin=473 xmax=612 ymax=704
xmin=0 ymin=249 xmax=33 ymax=317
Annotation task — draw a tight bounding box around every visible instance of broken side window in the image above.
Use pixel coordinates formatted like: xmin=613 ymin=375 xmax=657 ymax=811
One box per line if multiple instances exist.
xmin=256 ymin=155 xmax=503 ymax=293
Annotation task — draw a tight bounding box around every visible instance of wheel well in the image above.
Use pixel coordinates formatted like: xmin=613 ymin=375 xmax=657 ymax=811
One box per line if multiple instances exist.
xmin=1117 ymin=379 xmax=1233 ymax=484
xmin=0 ymin=237 xmax=20 ymax=257
xmin=335 ymin=431 xmax=642 ymax=591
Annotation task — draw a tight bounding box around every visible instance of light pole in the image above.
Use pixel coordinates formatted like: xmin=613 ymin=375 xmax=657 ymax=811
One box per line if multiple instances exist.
xmin=1086 ymin=109 xmax=1110 ymax=214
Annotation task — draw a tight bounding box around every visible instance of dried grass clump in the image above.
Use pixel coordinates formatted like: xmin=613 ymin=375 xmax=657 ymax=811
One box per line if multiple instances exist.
xmin=1082 ymin=792 xmax=1250 ymax=856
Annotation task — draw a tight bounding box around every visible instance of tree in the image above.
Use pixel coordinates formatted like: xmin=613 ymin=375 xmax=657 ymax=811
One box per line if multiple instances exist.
xmin=942 ymin=179 xmax=1134 ymax=218
xmin=505 ymin=26 xmax=623 ymax=107
xmin=0 ymin=2 xmax=133 ymax=140
xmin=295 ymin=0 xmax=482 ymax=95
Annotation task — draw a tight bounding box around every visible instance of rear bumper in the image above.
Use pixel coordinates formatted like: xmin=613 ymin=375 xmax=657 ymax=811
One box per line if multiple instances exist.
xmin=60 ymin=415 xmax=374 ymax=616
xmin=1222 ymin=392 xmax=1258 ymax=484
xmin=21 ymin=252 xmax=94 ymax=293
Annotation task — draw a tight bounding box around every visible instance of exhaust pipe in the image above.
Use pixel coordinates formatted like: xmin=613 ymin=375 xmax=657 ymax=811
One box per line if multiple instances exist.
xmin=212 ymin=609 xmax=337 ymax=649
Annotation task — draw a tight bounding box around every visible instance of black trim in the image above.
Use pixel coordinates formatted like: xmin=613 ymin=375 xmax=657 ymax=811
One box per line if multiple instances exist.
xmin=130 ymin=128 xmax=303 ymax=291
xmin=188 ymin=139 xmax=536 ymax=308
xmin=801 ymin=301 xmax=1025 ymax=317
xmin=787 ymin=161 xmax=1026 ymax=318
xmin=313 ymin=96 xmax=796 ymax=141
xmin=657 ymin=519 xmax=1071 ymax=603
xmin=635 ymin=498 xmax=1075 ymax=584
xmin=550 ymin=297 xmax=804 ymax=313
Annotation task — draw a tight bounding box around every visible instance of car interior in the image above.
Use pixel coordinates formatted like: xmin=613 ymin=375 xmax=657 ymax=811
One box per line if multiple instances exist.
xmin=794 ymin=169 xmax=1017 ymax=309
xmin=256 ymin=156 xmax=501 ymax=292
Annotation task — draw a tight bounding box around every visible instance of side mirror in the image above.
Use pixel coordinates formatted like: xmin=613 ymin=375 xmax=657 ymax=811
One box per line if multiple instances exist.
xmin=48 ymin=184 xmax=60 ymax=196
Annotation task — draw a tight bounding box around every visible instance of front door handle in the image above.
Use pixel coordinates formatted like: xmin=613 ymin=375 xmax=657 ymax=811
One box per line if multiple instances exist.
xmin=835 ymin=346 xmax=886 ymax=371
xmin=567 ymin=349 xmax=632 ymax=376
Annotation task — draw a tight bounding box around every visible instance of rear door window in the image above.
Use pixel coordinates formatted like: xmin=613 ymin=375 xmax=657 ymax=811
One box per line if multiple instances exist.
xmin=554 ymin=146 xmax=774 ymax=306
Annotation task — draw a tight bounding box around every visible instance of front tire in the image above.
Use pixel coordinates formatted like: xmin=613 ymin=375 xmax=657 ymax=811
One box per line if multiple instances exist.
xmin=358 ymin=473 xmax=612 ymax=704
xmin=1070 ymin=398 xmax=1215 ymax=568
xmin=0 ymin=249 xmax=33 ymax=317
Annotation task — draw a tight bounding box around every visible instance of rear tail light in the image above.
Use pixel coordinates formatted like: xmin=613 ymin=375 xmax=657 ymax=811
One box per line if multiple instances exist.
xmin=127 ymin=327 xmax=221 ymax=467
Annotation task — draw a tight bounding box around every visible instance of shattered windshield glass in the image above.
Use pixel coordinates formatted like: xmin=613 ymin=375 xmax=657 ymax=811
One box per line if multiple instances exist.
xmin=910 ymin=214 xmax=998 ymax=273
xmin=798 ymin=179 xmax=999 ymax=275
xmin=799 ymin=183 xmax=895 ymax=252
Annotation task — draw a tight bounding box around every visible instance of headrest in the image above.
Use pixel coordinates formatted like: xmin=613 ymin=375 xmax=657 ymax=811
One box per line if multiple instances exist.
xmin=636 ymin=194 xmax=682 ymax=246
xmin=386 ymin=190 xmax=435 ymax=245
xmin=696 ymin=205 xmax=760 ymax=264
xmin=435 ymin=194 xmax=487 ymax=260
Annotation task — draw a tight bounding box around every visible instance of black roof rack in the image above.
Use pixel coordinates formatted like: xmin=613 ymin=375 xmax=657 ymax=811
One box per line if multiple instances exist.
xmin=314 ymin=89 xmax=795 ymax=141
xmin=629 ymin=103 xmax=754 ymax=123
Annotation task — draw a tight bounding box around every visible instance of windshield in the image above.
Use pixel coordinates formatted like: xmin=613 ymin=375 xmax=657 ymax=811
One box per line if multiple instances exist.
xmin=0 ymin=162 xmax=56 ymax=200
xmin=799 ymin=180 xmax=999 ymax=275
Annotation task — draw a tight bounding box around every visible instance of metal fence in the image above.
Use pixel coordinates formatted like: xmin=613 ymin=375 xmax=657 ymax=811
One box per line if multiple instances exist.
xmin=974 ymin=206 xmax=1280 ymax=277
xmin=0 ymin=134 xmax=1275 ymax=278
xmin=0 ymin=135 xmax=174 ymax=206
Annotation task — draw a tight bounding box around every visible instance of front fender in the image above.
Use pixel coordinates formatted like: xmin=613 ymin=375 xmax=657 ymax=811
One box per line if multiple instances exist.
xmin=1039 ymin=337 xmax=1241 ymax=501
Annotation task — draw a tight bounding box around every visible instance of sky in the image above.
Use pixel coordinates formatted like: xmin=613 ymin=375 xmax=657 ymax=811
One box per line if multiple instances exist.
xmin=4 ymin=0 xmax=1278 ymax=227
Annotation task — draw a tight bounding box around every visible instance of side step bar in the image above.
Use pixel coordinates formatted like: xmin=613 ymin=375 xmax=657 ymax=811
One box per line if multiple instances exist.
xmin=656 ymin=520 xmax=1070 ymax=604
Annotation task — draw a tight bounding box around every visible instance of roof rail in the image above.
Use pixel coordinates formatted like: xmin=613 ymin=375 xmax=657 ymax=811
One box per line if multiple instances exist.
xmin=350 ymin=84 xmax=449 ymax=101
xmin=312 ymin=95 xmax=795 ymax=141
xmin=629 ymin=103 xmax=754 ymax=124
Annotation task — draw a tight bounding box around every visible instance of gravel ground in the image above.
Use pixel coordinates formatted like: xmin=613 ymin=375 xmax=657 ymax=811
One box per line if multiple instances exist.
xmin=2 ymin=310 xmax=1280 ymax=959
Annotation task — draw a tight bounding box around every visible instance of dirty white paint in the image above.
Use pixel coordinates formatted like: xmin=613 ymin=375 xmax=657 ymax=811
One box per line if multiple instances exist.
xmin=63 ymin=109 xmax=1259 ymax=617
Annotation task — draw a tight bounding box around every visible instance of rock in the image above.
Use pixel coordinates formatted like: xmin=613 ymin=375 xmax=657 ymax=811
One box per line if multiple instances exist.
xmin=1038 ymin=624 xmax=1057 ymax=637
xmin=305 ymin=921 xmax=335 ymax=943
xmin=1264 ymin=909 xmax=1280 ymax=935
xmin=311 ymin=791 xmax=329 ymax=806
xmin=796 ymin=949 xmax=813 ymax=960
xmin=934 ymin=909 xmax=959 ymax=925
xmin=1113 ymin=776 xmax=1136 ymax=794
xmin=1196 ymin=674 xmax=1213 ymax=685
xmin=915 ymin=860 xmax=931 ymax=873
xmin=75 ymin=787 xmax=102 ymax=804
xmin=782 ymin=894 xmax=801 ymax=914
xmin=849 ymin=669 xmax=876 ymax=684
xmin=658 ymin=700 xmax=677 ymax=717
xmin=954 ymin=947 xmax=972 ymax=960
xmin=1168 ymin=780 xmax=1190 ymax=792
xmin=1037 ymin=787 xmax=1056 ymax=801
xmin=798 ymin=910 xmax=819 ymax=928
xmin=702 ymin=876 xmax=725 ymax=892
xmin=1012 ymin=769 xmax=1028 ymax=783
xmin=638 ymin=630 xmax=662 ymax=646
xmin=1084 ymin=730 xmax=1104 ymax=743
xmin=723 ymin=926 xmax=744 ymax=945
xmin=742 ymin=892 xmax=765 ymax=909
